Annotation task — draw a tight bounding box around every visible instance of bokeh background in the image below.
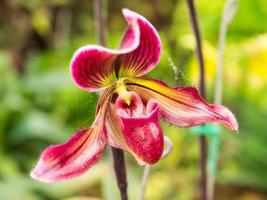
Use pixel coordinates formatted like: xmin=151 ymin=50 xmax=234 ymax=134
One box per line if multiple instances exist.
xmin=1 ymin=0 xmax=267 ymax=199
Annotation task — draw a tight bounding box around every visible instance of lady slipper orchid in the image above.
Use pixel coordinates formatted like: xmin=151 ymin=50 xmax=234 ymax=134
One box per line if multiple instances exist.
xmin=31 ymin=9 xmax=238 ymax=183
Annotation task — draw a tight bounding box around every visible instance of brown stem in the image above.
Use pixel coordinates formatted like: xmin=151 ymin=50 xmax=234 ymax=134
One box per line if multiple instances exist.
xmin=94 ymin=0 xmax=106 ymax=46
xmin=186 ymin=0 xmax=206 ymax=98
xmin=186 ymin=0 xmax=207 ymax=200
xmin=111 ymin=148 xmax=128 ymax=200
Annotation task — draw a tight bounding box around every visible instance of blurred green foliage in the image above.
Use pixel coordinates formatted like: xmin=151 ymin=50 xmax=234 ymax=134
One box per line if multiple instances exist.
xmin=0 ymin=0 xmax=267 ymax=199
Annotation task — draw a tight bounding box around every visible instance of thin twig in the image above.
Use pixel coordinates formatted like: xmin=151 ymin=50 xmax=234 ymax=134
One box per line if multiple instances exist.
xmin=186 ymin=0 xmax=207 ymax=199
xmin=139 ymin=136 xmax=173 ymax=200
xmin=208 ymin=1 xmax=238 ymax=200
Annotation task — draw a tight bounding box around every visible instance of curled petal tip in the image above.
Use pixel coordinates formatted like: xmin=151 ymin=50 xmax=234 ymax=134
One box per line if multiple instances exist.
xmin=30 ymin=170 xmax=40 ymax=182
xmin=30 ymin=170 xmax=54 ymax=183
xmin=211 ymin=105 xmax=238 ymax=132
xmin=119 ymin=8 xmax=162 ymax=77
xmin=122 ymin=8 xmax=138 ymax=20
xmin=122 ymin=8 xmax=132 ymax=16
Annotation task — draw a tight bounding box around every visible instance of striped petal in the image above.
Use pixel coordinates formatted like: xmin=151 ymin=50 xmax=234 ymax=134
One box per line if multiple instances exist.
xmin=106 ymin=92 xmax=164 ymax=164
xmin=125 ymin=78 xmax=238 ymax=132
xmin=117 ymin=9 xmax=162 ymax=78
xmin=70 ymin=9 xmax=161 ymax=92
xmin=106 ymin=103 xmax=146 ymax=165
xmin=31 ymin=126 xmax=106 ymax=183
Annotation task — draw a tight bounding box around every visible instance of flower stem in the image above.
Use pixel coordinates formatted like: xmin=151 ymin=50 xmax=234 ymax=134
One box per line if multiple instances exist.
xmin=186 ymin=0 xmax=207 ymax=199
xmin=111 ymin=147 xmax=128 ymax=200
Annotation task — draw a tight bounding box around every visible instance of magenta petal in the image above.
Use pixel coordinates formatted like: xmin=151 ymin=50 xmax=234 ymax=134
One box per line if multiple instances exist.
xmin=70 ymin=46 xmax=117 ymax=92
xmin=126 ymin=78 xmax=238 ymax=132
xmin=114 ymin=93 xmax=164 ymax=164
xmin=167 ymin=87 xmax=238 ymax=131
xmin=105 ymin=103 xmax=146 ymax=165
xmin=70 ymin=9 xmax=161 ymax=92
xmin=118 ymin=9 xmax=162 ymax=77
xmin=115 ymin=91 xmax=144 ymax=118
xmin=31 ymin=127 xmax=106 ymax=183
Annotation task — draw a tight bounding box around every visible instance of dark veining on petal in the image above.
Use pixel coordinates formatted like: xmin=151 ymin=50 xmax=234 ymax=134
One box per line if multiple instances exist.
xmin=125 ymin=82 xmax=221 ymax=119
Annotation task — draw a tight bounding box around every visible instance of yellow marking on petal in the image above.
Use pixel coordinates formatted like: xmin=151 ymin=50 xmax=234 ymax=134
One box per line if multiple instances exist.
xmin=125 ymin=77 xmax=194 ymax=102
xmin=115 ymin=79 xmax=132 ymax=105
xmin=100 ymin=72 xmax=117 ymax=88
xmin=124 ymin=98 xmax=131 ymax=106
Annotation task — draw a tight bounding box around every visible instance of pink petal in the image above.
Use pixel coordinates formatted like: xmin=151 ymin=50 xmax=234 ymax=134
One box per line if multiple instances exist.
xmin=31 ymin=127 xmax=106 ymax=183
xmin=70 ymin=46 xmax=115 ymax=92
xmin=70 ymin=9 xmax=161 ymax=92
xmin=118 ymin=9 xmax=162 ymax=77
xmin=106 ymin=92 xmax=164 ymax=164
xmin=125 ymin=78 xmax=238 ymax=132
xmin=105 ymin=103 xmax=145 ymax=165
xmin=115 ymin=90 xmax=144 ymax=118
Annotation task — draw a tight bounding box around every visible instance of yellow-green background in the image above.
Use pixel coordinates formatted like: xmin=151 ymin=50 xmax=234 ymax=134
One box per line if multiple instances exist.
xmin=0 ymin=0 xmax=267 ymax=199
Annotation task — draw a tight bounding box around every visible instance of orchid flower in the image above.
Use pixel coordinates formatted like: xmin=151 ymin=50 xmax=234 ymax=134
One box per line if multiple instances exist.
xmin=31 ymin=9 xmax=238 ymax=183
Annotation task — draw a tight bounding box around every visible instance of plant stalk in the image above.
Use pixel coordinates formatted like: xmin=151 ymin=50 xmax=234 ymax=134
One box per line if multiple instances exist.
xmin=94 ymin=0 xmax=106 ymax=45
xmin=111 ymin=148 xmax=128 ymax=200
xmin=186 ymin=0 xmax=207 ymax=199
xmin=208 ymin=1 xmax=238 ymax=200
xmin=139 ymin=136 xmax=173 ymax=200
